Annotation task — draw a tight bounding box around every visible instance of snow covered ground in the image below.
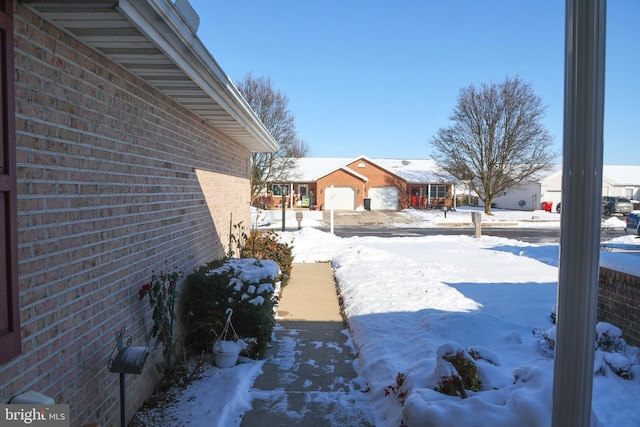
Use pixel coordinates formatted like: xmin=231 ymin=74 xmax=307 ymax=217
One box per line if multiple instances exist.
xmin=135 ymin=207 xmax=640 ymax=426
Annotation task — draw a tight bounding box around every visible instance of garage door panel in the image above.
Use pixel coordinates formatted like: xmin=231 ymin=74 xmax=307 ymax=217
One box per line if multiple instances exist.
xmin=369 ymin=186 xmax=398 ymax=210
xmin=325 ymin=187 xmax=355 ymax=210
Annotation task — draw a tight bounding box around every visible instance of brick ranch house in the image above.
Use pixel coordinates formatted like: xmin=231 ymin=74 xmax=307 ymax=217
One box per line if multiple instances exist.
xmin=1 ymin=1 xmax=277 ymax=425
xmin=264 ymin=156 xmax=457 ymax=211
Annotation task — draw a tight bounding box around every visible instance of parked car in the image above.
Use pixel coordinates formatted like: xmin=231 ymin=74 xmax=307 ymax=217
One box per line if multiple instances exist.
xmin=601 ymin=196 xmax=634 ymax=216
xmin=626 ymin=211 xmax=640 ymax=235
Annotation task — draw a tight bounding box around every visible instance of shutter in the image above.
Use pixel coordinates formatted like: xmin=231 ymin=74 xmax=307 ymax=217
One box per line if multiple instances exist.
xmin=0 ymin=1 xmax=20 ymax=365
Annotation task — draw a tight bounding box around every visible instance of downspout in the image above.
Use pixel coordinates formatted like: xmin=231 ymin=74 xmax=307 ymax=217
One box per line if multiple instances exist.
xmin=552 ymin=1 xmax=606 ymax=426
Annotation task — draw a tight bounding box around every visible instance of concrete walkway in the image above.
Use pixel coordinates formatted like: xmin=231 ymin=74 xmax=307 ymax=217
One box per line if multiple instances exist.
xmin=240 ymin=263 xmax=374 ymax=426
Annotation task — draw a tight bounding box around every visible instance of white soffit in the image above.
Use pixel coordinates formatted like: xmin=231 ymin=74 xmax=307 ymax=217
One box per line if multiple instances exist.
xmin=20 ymin=0 xmax=278 ymax=153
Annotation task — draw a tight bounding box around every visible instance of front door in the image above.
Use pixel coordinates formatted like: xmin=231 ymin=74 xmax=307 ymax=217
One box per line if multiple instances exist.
xmin=297 ymin=184 xmax=308 ymax=207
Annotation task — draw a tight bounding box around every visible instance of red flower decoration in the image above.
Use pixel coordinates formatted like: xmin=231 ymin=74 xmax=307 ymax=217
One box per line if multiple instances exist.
xmin=138 ymin=283 xmax=153 ymax=299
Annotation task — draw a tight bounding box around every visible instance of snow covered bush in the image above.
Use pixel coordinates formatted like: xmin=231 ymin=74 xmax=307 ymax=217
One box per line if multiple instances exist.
xmin=384 ymin=372 xmax=407 ymax=403
xmin=533 ymin=321 xmax=640 ymax=379
xmin=435 ymin=343 xmax=482 ymax=398
xmin=532 ymin=326 xmax=556 ymax=355
xmin=183 ymin=258 xmax=280 ymax=359
xmin=596 ymin=322 xmax=626 ymax=353
xmin=240 ymin=230 xmax=293 ymax=287
xmin=593 ymin=322 xmax=639 ymax=379
xmin=398 ymin=343 xmax=553 ymax=427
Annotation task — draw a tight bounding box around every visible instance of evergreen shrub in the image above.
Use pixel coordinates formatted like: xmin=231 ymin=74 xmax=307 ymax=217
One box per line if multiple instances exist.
xmin=183 ymin=258 xmax=280 ymax=359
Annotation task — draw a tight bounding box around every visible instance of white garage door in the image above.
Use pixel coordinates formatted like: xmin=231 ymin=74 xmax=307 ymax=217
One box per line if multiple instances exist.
xmin=369 ymin=186 xmax=399 ymax=210
xmin=325 ymin=187 xmax=355 ymax=210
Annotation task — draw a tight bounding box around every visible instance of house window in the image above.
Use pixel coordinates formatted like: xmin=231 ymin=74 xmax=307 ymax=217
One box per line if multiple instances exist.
xmin=625 ymin=188 xmax=633 ymax=198
xmin=0 ymin=2 xmax=21 ymax=364
xmin=431 ymin=185 xmax=447 ymax=198
xmin=271 ymin=184 xmax=282 ymax=196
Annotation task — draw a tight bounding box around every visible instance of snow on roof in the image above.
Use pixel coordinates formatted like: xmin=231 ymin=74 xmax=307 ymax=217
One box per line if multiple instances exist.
xmin=529 ymin=164 xmax=563 ymax=182
xmin=286 ymin=158 xmax=352 ymax=181
xmin=602 ymin=165 xmax=640 ymax=186
xmin=285 ymin=157 xmax=455 ymax=183
xmin=288 ymin=160 xmax=640 ymax=186
xmin=372 ymin=158 xmax=456 ymax=183
xmin=535 ymin=164 xmax=640 ymax=186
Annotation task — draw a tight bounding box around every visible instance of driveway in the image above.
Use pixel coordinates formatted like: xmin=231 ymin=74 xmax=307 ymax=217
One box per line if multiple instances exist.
xmin=321 ymin=209 xmax=414 ymax=227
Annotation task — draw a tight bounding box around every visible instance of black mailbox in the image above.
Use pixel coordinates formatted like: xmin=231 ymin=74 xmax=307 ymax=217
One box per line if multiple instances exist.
xmin=108 ymin=326 xmax=151 ymax=374
xmin=108 ymin=327 xmax=152 ymax=426
xmin=109 ymin=345 xmax=150 ymax=375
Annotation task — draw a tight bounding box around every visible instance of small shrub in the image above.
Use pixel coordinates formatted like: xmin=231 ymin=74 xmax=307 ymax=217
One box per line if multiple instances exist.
xmin=227 ymin=220 xmax=248 ymax=259
xmin=442 ymin=351 xmax=482 ymax=394
xmin=532 ymin=327 xmax=556 ymax=352
xmin=437 ymin=375 xmax=468 ymax=399
xmin=533 ymin=321 xmax=638 ymax=380
xmin=183 ymin=258 xmax=278 ymax=359
xmin=138 ymin=269 xmax=183 ymax=372
xmin=596 ymin=328 xmax=626 ymax=354
xmin=241 ymin=230 xmax=293 ymax=286
xmin=384 ymin=372 xmax=407 ymax=403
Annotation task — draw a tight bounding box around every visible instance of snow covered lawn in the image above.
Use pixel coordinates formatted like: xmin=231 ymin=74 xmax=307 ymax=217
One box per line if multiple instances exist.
xmin=134 ymin=208 xmax=640 ymax=426
xmin=290 ymin=223 xmax=640 ymax=427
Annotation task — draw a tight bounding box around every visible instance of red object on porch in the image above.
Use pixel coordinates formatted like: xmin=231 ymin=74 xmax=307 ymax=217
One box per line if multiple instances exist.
xmin=411 ymin=195 xmax=417 ymax=207
xmin=541 ymin=202 xmax=552 ymax=212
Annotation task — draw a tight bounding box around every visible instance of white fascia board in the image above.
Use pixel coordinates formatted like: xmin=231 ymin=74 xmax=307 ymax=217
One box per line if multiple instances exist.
xmin=118 ymin=0 xmax=279 ymax=153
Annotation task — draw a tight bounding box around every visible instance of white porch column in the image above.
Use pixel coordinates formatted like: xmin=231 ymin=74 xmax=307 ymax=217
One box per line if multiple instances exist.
xmin=552 ymin=1 xmax=606 ymax=426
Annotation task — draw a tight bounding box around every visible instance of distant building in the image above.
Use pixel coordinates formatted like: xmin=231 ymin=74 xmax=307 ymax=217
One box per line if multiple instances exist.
xmin=264 ymin=156 xmax=456 ymax=211
xmin=489 ymin=165 xmax=640 ymax=211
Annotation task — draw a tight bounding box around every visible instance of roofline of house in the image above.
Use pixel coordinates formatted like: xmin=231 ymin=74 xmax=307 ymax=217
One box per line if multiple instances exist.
xmin=21 ymin=0 xmax=279 ymax=153
xmin=288 ymin=155 xmax=456 ymax=184
xmin=120 ymin=0 xmax=279 ymax=152
xmin=313 ymin=165 xmax=369 ymax=182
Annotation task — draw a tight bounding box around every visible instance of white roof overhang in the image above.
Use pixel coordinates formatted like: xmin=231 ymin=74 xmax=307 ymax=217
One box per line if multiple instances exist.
xmin=20 ymin=0 xmax=279 ymax=153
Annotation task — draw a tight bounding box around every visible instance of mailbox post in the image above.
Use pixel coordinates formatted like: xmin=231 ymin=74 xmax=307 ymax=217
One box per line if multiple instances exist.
xmin=108 ymin=327 xmax=151 ymax=427
xmin=472 ymin=211 xmax=482 ymax=238
xmin=295 ymin=211 xmax=303 ymax=230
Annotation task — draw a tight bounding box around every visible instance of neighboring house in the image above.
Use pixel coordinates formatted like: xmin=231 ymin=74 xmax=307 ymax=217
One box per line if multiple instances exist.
xmin=1 ymin=1 xmax=277 ymax=426
xmin=601 ymin=165 xmax=640 ymax=201
xmin=490 ymin=165 xmax=640 ymax=211
xmin=269 ymin=156 xmax=456 ymax=211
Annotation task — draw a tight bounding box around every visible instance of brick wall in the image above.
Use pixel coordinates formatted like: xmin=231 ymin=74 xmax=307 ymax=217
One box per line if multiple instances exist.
xmin=0 ymin=4 xmax=252 ymax=426
xmin=598 ymin=267 xmax=640 ymax=347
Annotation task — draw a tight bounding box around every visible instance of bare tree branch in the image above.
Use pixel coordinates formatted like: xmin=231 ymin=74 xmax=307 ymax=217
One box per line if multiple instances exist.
xmin=237 ymin=73 xmax=310 ymax=202
xmin=429 ymin=76 xmax=557 ymax=214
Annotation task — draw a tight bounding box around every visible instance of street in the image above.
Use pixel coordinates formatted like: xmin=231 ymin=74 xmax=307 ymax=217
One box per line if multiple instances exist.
xmin=316 ymin=225 xmax=627 ymax=244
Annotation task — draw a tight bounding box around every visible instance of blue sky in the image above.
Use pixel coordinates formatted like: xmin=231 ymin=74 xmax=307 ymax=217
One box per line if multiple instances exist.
xmin=188 ymin=0 xmax=638 ymax=164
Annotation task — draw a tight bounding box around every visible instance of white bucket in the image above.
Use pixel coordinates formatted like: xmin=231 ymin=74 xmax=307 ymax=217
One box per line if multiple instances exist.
xmin=213 ymin=339 xmax=247 ymax=368
xmin=214 ymin=351 xmax=240 ymax=368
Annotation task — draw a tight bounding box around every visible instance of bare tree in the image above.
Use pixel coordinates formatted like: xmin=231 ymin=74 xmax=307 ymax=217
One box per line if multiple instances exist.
xmin=237 ymin=73 xmax=310 ymax=203
xmin=429 ymin=76 xmax=556 ymax=214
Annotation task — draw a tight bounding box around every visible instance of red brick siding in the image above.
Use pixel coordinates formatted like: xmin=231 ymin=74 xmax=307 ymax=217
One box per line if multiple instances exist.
xmin=598 ymin=267 xmax=640 ymax=347
xmin=1 ymin=4 xmax=251 ymax=426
